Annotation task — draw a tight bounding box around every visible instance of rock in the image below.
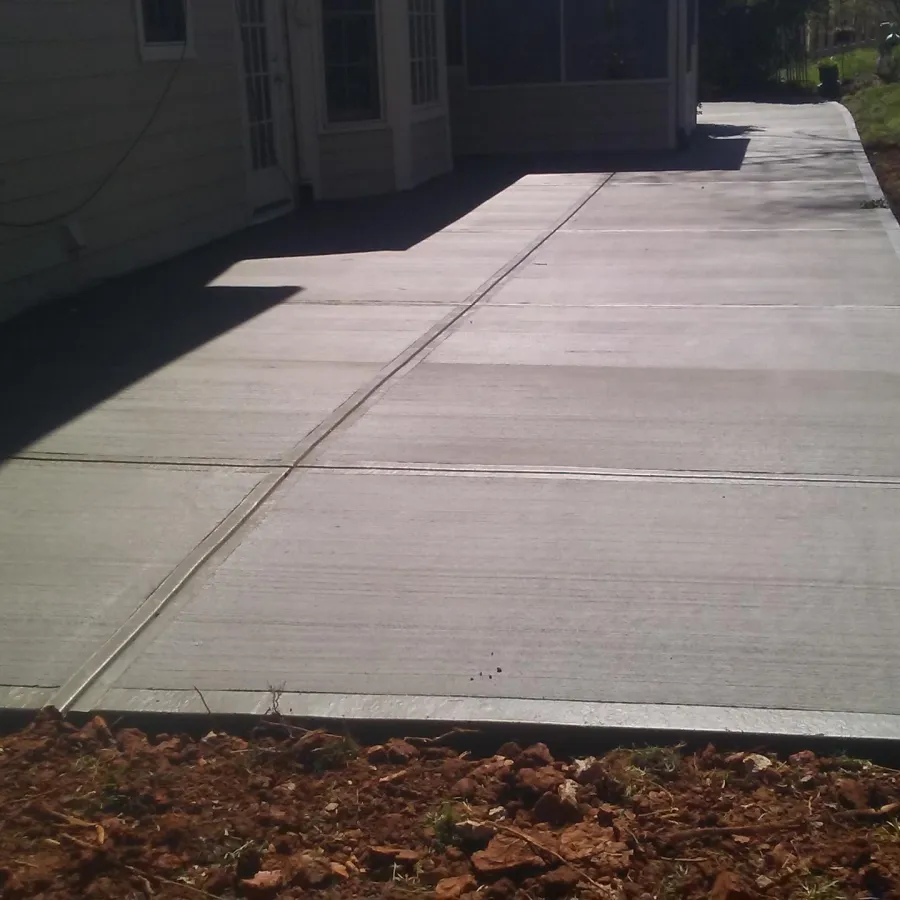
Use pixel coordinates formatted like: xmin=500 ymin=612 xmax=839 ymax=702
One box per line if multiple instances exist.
xmin=533 ymin=781 xmax=582 ymax=826
xmin=743 ymin=753 xmax=773 ymax=773
xmin=559 ymin=822 xmax=631 ymax=872
xmin=710 ymin=870 xmax=751 ymax=900
xmin=239 ymin=870 xmax=284 ymax=900
xmin=385 ymin=738 xmax=419 ymax=764
xmin=497 ymin=742 xmax=523 ymax=760
xmin=517 ymin=743 xmax=554 ymax=769
xmin=837 ymin=778 xmax=870 ymax=810
xmin=202 ymin=868 xmax=233 ymax=895
xmin=540 ymin=866 xmax=582 ymax=896
xmin=596 ymin=803 xmax=618 ymax=826
xmin=485 ymin=878 xmax=517 ymax=898
xmin=117 ymin=728 xmax=148 ymax=756
xmin=456 ymin=819 xmax=496 ymax=847
xmin=789 ymin=750 xmax=817 ymax=766
xmin=435 ymin=875 xmax=477 ymax=900
xmin=756 ymin=875 xmax=774 ymax=889
xmin=472 ymin=834 xmax=547 ymax=876
xmin=80 ymin=716 xmax=114 ymax=746
xmin=329 ymin=862 xmax=350 ymax=880
xmin=368 ymin=846 xmax=421 ymax=867
xmin=451 ymin=777 xmax=477 ymax=799
xmin=236 ymin=847 xmax=263 ymax=880
xmin=366 ymin=744 xmax=389 ymax=764
xmin=290 ymin=854 xmax=332 ymax=889
xmin=471 ymin=757 xmax=516 ymax=781
xmin=517 ymin=766 xmax=565 ymax=796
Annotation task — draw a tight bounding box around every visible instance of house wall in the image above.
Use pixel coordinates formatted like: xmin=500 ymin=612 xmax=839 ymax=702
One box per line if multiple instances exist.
xmin=0 ymin=0 xmax=251 ymax=322
xmin=411 ymin=114 xmax=453 ymax=186
xmin=318 ymin=126 xmax=396 ymax=198
xmin=448 ymin=75 xmax=673 ymax=155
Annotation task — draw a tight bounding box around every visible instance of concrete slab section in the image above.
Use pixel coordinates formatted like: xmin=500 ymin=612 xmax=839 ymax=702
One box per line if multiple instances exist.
xmin=429 ymin=306 xmax=900 ymax=372
xmin=489 ymin=230 xmax=900 ymax=306
xmin=88 ymin=470 xmax=900 ymax=717
xmin=315 ymin=363 xmax=900 ymax=477
xmin=22 ymin=305 xmax=454 ymax=464
xmin=0 ymin=459 xmax=266 ymax=690
xmin=568 ymin=180 xmax=879 ymax=231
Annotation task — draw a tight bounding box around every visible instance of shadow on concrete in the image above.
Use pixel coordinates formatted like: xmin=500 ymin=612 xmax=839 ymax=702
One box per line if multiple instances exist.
xmin=0 ymin=122 xmax=750 ymax=462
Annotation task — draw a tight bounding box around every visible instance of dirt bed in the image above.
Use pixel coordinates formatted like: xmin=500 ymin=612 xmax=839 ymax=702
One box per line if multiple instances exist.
xmin=3 ymin=711 xmax=900 ymax=900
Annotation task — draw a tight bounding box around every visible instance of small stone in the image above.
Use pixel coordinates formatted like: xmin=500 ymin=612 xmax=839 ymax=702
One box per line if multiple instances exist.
xmin=451 ymin=777 xmax=477 ymax=799
xmin=541 ymin=866 xmax=582 ymax=896
xmin=517 ymin=743 xmax=554 ymax=769
xmin=485 ymin=878 xmax=517 ymax=899
xmin=472 ymin=834 xmax=547 ymax=876
xmin=496 ymin=742 xmax=523 ymax=760
xmin=756 ymin=875 xmax=774 ymax=889
xmin=324 ymin=802 xmax=339 ymax=813
xmin=367 ymin=744 xmax=389 ymax=764
xmin=436 ymin=875 xmax=477 ymax=900
xmin=330 ymin=862 xmax=350 ymax=880
xmin=368 ymin=846 xmax=421 ymax=867
xmin=290 ymin=854 xmax=332 ymax=889
xmin=202 ymin=868 xmax=233 ymax=895
xmin=455 ymin=819 xmax=495 ymax=846
xmin=711 ymin=870 xmax=751 ymax=900
xmin=239 ymin=869 xmax=284 ymax=900
xmin=533 ymin=781 xmax=581 ymax=826
xmin=517 ymin=766 xmax=565 ymax=796
xmin=789 ymin=750 xmax=817 ymax=766
xmin=837 ymin=778 xmax=870 ymax=810
xmin=385 ymin=738 xmax=419 ymax=764
xmin=744 ymin=753 xmax=773 ymax=773
xmin=596 ymin=803 xmax=618 ymax=826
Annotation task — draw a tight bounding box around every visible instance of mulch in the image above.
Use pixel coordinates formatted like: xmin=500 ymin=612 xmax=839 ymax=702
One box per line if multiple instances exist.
xmin=3 ymin=709 xmax=900 ymax=899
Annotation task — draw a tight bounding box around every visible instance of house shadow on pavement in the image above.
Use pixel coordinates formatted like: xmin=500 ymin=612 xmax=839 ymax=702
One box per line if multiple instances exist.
xmin=0 ymin=123 xmax=751 ymax=462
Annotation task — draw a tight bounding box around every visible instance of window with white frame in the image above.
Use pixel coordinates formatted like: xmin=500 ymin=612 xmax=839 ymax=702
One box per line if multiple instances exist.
xmin=466 ymin=0 xmax=668 ymax=87
xmin=136 ymin=0 xmax=191 ymax=61
xmin=409 ymin=0 xmax=439 ymax=105
xmin=322 ymin=0 xmax=382 ymax=122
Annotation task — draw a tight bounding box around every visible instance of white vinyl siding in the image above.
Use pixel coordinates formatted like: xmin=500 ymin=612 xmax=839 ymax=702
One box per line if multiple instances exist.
xmin=0 ymin=0 xmax=248 ymax=320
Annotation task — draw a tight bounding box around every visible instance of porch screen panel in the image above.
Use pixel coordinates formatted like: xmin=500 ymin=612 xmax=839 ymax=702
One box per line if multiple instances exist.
xmin=564 ymin=0 xmax=668 ymax=81
xmin=465 ymin=0 xmax=561 ymax=86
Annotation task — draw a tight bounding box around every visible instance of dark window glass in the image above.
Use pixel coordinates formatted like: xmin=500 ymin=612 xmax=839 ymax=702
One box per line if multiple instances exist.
xmin=466 ymin=0 xmax=561 ymax=86
xmin=142 ymin=0 xmax=187 ymax=44
xmin=445 ymin=0 xmax=463 ymax=66
xmin=564 ymin=0 xmax=668 ymax=81
xmin=322 ymin=0 xmax=381 ymax=121
xmin=687 ymin=0 xmax=697 ymax=72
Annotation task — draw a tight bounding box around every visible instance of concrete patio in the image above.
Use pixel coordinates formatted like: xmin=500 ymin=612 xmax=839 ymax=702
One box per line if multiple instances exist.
xmin=3 ymin=101 xmax=900 ymax=739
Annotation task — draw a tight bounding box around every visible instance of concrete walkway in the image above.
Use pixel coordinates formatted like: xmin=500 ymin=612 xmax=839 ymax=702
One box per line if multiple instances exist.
xmin=3 ymin=102 xmax=900 ymax=739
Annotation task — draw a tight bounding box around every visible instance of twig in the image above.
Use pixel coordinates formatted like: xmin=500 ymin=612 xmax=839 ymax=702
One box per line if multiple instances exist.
xmin=663 ymin=820 xmax=807 ymax=844
xmin=58 ymin=833 xmax=218 ymax=899
xmin=836 ymin=801 xmax=900 ymax=821
xmin=473 ymin=821 xmax=607 ymax=894
xmin=192 ymin=686 xmax=213 ymax=717
xmin=404 ymin=727 xmax=481 ymax=747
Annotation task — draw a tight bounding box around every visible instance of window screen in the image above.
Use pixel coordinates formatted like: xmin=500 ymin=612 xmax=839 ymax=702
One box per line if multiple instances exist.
xmin=322 ymin=0 xmax=381 ymax=122
xmin=466 ymin=0 xmax=562 ymax=87
xmin=142 ymin=0 xmax=187 ymax=44
xmin=564 ymin=0 xmax=668 ymax=82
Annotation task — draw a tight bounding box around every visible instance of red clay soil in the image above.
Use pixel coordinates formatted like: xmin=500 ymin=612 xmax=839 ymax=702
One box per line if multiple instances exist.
xmin=4 ymin=711 xmax=900 ymax=900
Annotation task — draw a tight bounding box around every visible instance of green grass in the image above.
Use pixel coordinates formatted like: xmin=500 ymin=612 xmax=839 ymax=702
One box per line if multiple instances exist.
xmin=783 ymin=48 xmax=879 ymax=88
xmin=843 ymin=81 xmax=900 ymax=146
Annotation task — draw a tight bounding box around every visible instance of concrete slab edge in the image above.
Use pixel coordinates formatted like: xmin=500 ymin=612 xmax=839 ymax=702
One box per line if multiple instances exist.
xmin=834 ymin=101 xmax=900 ymax=262
xmin=49 ymin=469 xmax=289 ymax=713
xmin=68 ymin=689 xmax=900 ymax=742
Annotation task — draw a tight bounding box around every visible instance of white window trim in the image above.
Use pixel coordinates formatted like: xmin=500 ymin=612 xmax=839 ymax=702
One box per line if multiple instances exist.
xmin=134 ymin=0 xmax=196 ymax=62
xmin=319 ymin=0 xmax=386 ymax=127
